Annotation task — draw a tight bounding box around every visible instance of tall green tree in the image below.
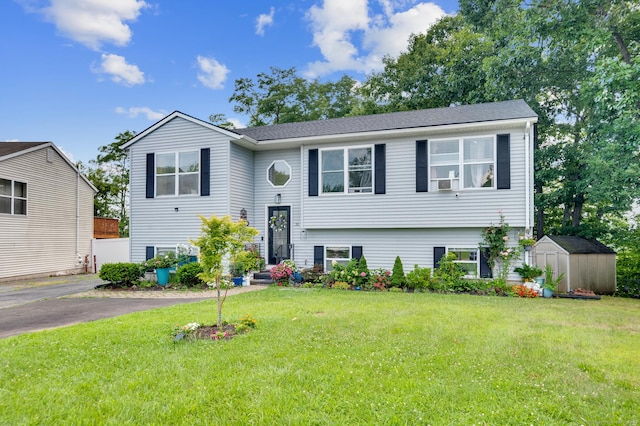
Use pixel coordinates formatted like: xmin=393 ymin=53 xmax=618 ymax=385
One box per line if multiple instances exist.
xmin=82 ymin=131 xmax=135 ymax=237
xmin=359 ymin=15 xmax=495 ymax=114
xmin=458 ymin=0 xmax=640 ymax=240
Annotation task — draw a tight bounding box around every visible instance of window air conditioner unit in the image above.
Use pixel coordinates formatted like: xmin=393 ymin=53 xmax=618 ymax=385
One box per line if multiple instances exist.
xmin=438 ymin=179 xmax=453 ymax=191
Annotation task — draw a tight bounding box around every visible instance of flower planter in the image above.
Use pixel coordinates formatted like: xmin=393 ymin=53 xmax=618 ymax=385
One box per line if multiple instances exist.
xmin=156 ymin=268 xmax=170 ymax=286
xmin=542 ymin=288 xmax=554 ymax=298
xmin=232 ymin=277 xmax=243 ymax=286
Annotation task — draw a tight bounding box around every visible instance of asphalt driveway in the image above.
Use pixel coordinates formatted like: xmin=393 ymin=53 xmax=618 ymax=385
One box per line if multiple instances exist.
xmin=0 ymin=274 xmax=266 ymax=339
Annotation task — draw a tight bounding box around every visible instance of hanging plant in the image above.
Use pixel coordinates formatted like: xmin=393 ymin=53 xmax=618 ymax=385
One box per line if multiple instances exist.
xmin=269 ymin=214 xmax=287 ymax=232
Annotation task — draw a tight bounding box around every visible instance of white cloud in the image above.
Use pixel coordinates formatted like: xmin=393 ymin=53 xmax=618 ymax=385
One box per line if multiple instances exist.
xmin=305 ymin=0 xmax=446 ymax=78
xmin=115 ymin=106 xmax=166 ymax=120
xmin=93 ymin=53 xmax=145 ymax=86
xmin=37 ymin=0 xmax=148 ymax=50
xmin=256 ymin=7 xmax=275 ymax=36
xmin=196 ymin=56 xmax=229 ymax=90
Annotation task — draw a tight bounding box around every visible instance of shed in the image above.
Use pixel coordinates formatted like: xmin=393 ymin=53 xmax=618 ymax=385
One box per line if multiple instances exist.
xmin=533 ymin=236 xmax=616 ymax=294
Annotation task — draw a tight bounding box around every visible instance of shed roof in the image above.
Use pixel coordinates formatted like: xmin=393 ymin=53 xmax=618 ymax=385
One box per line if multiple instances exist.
xmin=545 ymin=236 xmax=616 ymax=254
xmin=232 ymin=99 xmax=537 ymax=141
xmin=0 ymin=142 xmax=49 ymax=158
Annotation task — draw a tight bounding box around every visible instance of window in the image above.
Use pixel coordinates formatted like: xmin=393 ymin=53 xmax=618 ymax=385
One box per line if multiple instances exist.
xmin=448 ymin=247 xmax=479 ymax=277
xmin=430 ymin=136 xmax=495 ymax=191
xmin=156 ymin=151 xmax=199 ymax=196
xmin=267 ymin=160 xmax=291 ymax=187
xmin=321 ymin=146 xmax=372 ymax=194
xmin=325 ymin=246 xmax=351 ymax=271
xmin=0 ymin=178 xmax=27 ymax=215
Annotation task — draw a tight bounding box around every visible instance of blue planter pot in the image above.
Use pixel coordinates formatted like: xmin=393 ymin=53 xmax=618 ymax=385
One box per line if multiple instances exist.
xmin=543 ymin=288 xmax=554 ymax=298
xmin=156 ymin=268 xmax=170 ymax=286
xmin=232 ymin=277 xmax=243 ymax=286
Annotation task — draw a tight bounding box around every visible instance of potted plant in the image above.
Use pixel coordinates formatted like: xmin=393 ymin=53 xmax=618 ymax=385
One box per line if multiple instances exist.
xmin=542 ymin=264 xmax=565 ymax=298
xmin=513 ymin=263 xmax=543 ymax=283
xmin=145 ymin=252 xmax=178 ymax=286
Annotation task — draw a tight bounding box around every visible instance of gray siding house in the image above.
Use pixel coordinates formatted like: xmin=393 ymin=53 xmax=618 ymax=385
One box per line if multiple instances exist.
xmin=124 ymin=100 xmax=538 ymax=278
xmin=0 ymin=142 xmax=96 ymax=281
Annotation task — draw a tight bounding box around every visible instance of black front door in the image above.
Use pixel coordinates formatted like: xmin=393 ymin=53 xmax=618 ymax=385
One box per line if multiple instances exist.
xmin=268 ymin=206 xmax=290 ymax=265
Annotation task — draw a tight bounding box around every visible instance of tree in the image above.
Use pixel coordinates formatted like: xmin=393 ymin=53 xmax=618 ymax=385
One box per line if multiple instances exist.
xmin=193 ymin=215 xmax=258 ymax=327
xmin=228 ymin=67 xmax=361 ymax=126
xmin=458 ymin=0 xmax=640 ymax=239
xmin=81 ymin=131 xmax=135 ymax=237
xmin=359 ymin=15 xmax=495 ymax=114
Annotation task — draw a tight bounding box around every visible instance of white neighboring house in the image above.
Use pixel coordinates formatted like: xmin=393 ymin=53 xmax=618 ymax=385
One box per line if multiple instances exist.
xmin=0 ymin=142 xmax=97 ymax=281
xmin=123 ymin=100 xmax=537 ymax=278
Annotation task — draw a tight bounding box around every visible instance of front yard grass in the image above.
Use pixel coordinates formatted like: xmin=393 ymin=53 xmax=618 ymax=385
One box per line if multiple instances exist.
xmin=1 ymin=289 xmax=638 ymax=424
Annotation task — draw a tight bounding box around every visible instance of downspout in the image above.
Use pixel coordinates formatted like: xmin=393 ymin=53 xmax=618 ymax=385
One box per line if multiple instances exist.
xmin=76 ymin=170 xmax=80 ymax=268
xmin=525 ymin=122 xmax=531 ymax=265
xmin=300 ymin=145 xmax=304 ymax=231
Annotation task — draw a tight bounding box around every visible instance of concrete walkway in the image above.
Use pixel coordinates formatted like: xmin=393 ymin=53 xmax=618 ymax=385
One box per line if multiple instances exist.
xmin=0 ymin=274 xmax=268 ymax=339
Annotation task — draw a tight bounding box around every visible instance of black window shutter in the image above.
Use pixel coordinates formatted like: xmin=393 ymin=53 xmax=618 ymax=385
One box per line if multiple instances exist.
xmin=352 ymin=246 xmax=363 ymax=260
xmin=374 ymin=144 xmax=386 ymax=194
xmin=146 ymin=153 xmax=155 ymax=198
xmin=434 ymin=246 xmax=446 ymax=269
xmin=497 ymin=134 xmax=510 ymax=189
xmin=479 ymin=248 xmax=492 ymax=278
xmin=145 ymin=246 xmax=155 ymax=260
xmin=309 ymin=149 xmax=319 ymax=196
xmin=200 ymin=148 xmax=210 ymax=196
xmin=416 ymin=140 xmax=428 ymax=192
xmin=313 ymin=246 xmax=324 ymax=271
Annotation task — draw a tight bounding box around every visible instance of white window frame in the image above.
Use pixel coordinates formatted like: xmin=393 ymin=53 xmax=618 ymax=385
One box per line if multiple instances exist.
xmin=267 ymin=160 xmax=292 ymax=188
xmin=155 ymin=151 xmax=200 ymax=197
xmin=429 ymin=135 xmax=496 ymax=191
xmin=320 ymin=145 xmax=373 ymax=195
xmin=0 ymin=178 xmax=27 ymax=216
xmin=447 ymin=247 xmax=479 ymax=277
xmin=325 ymin=245 xmax=352 ymax=271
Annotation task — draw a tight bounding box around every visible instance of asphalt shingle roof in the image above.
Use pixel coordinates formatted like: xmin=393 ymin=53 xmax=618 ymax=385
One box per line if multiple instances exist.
xmin=547 ymin=236 xmax=616 ymax=254
xmin=0 ymin=142 xmax=49 ymax=158
xmin=232 ymin=100 xmax=537 ymax=141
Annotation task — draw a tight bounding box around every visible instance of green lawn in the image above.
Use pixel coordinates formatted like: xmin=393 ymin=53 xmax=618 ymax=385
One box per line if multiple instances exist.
xmin=1 ymin=289 xmax=638 ymax=424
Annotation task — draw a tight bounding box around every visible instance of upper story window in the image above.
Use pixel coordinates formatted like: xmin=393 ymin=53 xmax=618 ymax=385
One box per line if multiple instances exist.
xmin=0 ymin=178 xmax=27 ymax=215
xmin=430 ymin=136 xmax=494 ymax=191
xmin=321 ymin=146 xmax=372 ymax=194
xmin=156 ymin=151 xmax=199 ymax=196
xmin=267 ymin=160 xmax=291 ymax=187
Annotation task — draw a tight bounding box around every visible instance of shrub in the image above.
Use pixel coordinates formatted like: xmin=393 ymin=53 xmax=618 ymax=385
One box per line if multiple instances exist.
xmin=511 ymin=284 xmax=539 ymax=298
xmin=331 ymin=281 xmax=350 ymax=290
xmin=301 ymin=268 xmax=324 ymax=285
xmin=616 ymin=251 xmax=640 ymax=297
xmin=389 ymin=287 xmax=404 ymax=293
xmin=452 ymin=278 xmax=490 ymax=293
xmin=356 ymin=256 xmax=370 ymax=288
xmin=176 ymin=262 xmax=205 ymax=287
xmin=99 ymin=262 xmax=144 ymax=287
xmin=433 ymin=253 xmax=465 ymax=291
xmin=390 ymin=256 xmax=405 ymax=288
xmin=406 ymin=265 xmax=431 ymax=290
xmin=370 ymin=268 xmax=391 ymax=290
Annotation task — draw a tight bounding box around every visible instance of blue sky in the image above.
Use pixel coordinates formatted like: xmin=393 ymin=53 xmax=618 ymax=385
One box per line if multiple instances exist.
xmin=1 ymin=0 xmax=458 ymax=164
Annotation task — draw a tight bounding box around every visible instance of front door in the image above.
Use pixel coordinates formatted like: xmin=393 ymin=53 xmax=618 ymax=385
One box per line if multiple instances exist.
xmin=268 ymin=206 xmax=290 ymax=265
